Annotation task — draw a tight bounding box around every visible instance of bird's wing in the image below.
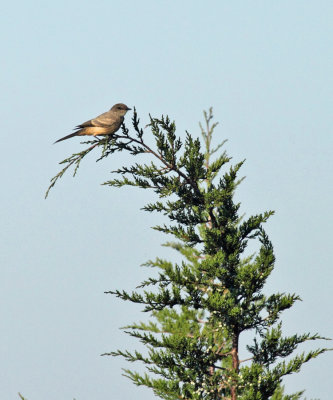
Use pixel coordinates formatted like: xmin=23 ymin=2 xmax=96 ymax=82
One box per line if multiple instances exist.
xmin=76 ymin=119 xmax=94 ymax=128
xmin=76 ymin=111 xmax=113 ymax=129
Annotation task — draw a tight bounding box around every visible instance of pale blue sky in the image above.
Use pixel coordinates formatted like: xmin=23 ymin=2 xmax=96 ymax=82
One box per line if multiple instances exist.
xmin=1 ymin=1 xmax=332 ymax=399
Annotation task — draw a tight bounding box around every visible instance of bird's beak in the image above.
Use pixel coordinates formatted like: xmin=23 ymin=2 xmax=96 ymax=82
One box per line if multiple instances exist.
xmin=126 ymin=107 xmax=132 ymax=110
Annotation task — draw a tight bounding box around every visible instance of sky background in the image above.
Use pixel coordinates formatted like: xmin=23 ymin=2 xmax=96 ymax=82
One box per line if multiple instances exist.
xmin=1 ymin=1 xmax=332 ymax=399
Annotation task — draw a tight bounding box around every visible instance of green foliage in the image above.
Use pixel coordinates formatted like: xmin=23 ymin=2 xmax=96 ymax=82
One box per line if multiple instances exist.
xmin=49 ymin=108 xmax=330 ymax=399
xmin=271 ymin=385 xmax=304 ymax=400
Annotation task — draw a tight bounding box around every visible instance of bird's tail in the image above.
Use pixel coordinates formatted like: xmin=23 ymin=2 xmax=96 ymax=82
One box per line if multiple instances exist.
xmin=54 ymin=132 xmax=78 ymax=143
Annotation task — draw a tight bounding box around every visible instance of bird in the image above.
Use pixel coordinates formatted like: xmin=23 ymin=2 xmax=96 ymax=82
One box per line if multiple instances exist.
xmin=54 ymin=103 xmax=131 ymax=143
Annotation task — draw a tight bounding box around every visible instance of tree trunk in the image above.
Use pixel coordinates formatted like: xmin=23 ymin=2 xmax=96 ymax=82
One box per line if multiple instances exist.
xmin=230 ymin=332 xmax=239 ymax=400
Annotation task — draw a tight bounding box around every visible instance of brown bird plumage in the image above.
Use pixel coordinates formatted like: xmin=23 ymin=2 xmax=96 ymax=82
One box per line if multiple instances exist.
xmin=55 ymin=103 xmax=131 ymax=143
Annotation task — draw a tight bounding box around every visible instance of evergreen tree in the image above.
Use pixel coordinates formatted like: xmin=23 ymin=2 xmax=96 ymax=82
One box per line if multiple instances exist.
xmin=47 ymin=108 xmax=330 ymax=399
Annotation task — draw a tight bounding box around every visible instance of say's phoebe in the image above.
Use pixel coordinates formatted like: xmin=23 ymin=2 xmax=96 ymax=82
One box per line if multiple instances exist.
xmin=55 ymin=103 xmax=131 ymax=143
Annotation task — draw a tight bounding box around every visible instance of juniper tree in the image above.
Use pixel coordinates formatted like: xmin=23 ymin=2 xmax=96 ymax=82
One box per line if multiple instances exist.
xmin=47 ymin=108 xmax=330 ymax=400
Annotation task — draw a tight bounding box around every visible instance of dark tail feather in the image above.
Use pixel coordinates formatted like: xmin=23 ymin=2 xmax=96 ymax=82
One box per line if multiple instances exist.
xmin=54 ymin=132 xmax=78 ymax=144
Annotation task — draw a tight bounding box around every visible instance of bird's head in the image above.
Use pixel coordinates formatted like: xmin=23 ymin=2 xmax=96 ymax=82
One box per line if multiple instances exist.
xmin=111 ymin=103 xmax=131 ymax=116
